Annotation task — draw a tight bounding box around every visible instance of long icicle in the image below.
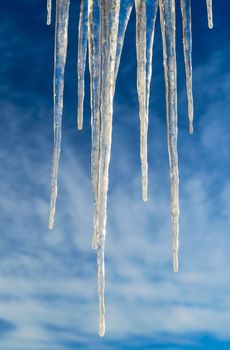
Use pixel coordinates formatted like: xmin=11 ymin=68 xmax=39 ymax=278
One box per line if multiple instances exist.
xmin=88 ymin=0 xmax=102 ymax=250
xmin=146 ymin=0 xmax=159 ymax=116
xmin=91 ymin=0 xmax=133 ymax=250
xmin=49 ymin=0 xmax=70 ymax=229
xmin=96 ymin=0 xmax=120 ymax=336
xmin=77 ymin=0 xmax=88 ymax=130
xmin=114 ymin=0 xmax=134 ymax=81
xmin=47 ymin=0 xmax=52 ymax=25
xmin=92 ymin=0 xmax=133 ymax=250
xmin=206 ymin=0 xmax=213 ymax=29
xmin=159 ymin=0 xmax=179 ymax=272
xmin=180 ymin=0 xmax=194 ymax=134
xmin=135 ymin=0 xmax=148 ymax=202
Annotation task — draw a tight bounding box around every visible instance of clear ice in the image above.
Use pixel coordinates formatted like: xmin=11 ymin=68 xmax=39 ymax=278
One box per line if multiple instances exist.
xmin=77 ymin=0 xmax=88 ymax=130
xmin=48 ymin=0 xmax=70 ymax=229
xmin=47 ymin=0 xmax=52 ymax=25
xmin=47 ymin=0 xmax=214 ymax=336
xmin=180 ymin=0 xmax=193 ymax=133
xmin=206 ymin=0 xmax=213 ymax=29
xmin=96 ymin=0 xmax=120 ymax=336
xmin=135 ymin=0 xmax=148 ymax=201
xmin=159 ymin=0 xmax=179 ymax=273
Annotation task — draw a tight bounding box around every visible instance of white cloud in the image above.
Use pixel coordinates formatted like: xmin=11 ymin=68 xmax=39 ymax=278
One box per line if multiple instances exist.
xmin=0 ymin=90 xmax=230 ymax=350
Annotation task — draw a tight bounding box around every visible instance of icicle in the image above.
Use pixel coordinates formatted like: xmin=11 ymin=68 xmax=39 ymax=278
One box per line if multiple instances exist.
xmin=49 ymin=0 xmax=70 ymax=230
xmin=45 ymin=0 xmax=216 ymax=336
xmin=47 ymin=0 xmax=52 ymax=25
xmin=146 ymin=0 xmax=159 ymax=115
xmin=159 ymin=0 xmax=179 ymax=272
xmin=206 ymin=0 xmax=213 ymax=29
xmin=135 ymin=0 xmax=159 ymax=202
xmin=135 ymin=0 xmax=148 ymax=202
xmin=96 ymin=0 xmax=120 ymax=336
xmin=77 ymin=0 xmax=88 ymax=130
xmin=91 ymin=0 xmax=133 ymax=251
xmin=88 ymin=0 xmax=101 ymax=250
xmin=114 ymin=0 xmax=134 ymax=81
xmin=91 ymin=0 xmax=133 ymax=254
xmin=180 ymin=0 xmax=193 ymax=133
xmin=91 ymin=1 xmax=133 ymax=251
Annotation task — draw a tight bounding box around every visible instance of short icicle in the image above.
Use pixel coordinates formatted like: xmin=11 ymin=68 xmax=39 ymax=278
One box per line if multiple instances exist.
xmin=47 ymin=0 xmax=52 ymax=25
xmin=180 ymin=0 xmax=194 ymax=133
xmin=88 ymin=0 xmax=102 ymax=250
xmin=49 ymin=0 xmax=70 ymax=229
xmin=96 ymin=0 xmax=120 ymax=336
xmin=206 ymin=0 xmax=213 ymax=29
xmin=77 ymin=0 xmax=88 ymax=130
xmin=135 ymin=0 xmax=148 ymax=202
xmin=159 ymin=0 xmax=180 ymax=272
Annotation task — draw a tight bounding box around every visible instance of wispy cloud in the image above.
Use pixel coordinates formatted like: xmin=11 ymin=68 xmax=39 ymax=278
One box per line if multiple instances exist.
xmin=0 ymin=52 xmax=230 ymax=348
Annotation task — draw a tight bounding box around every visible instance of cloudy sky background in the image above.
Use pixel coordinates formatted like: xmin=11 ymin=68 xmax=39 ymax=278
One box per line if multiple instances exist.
xmin=0 ymin=1 xmax=230 ymax=349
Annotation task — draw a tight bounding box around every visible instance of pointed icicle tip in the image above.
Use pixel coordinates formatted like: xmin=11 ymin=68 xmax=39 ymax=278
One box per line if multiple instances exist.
xmin=48 ymin=216 xmax=54 ymax=230
xmin=99 ymin=324 xmax=105 ymax=337
xmin=208 ymin=21 xmax=213 ymax=30
xmin=172 ymin=213 xmax=179 ymax=272
xmin=208 ymin=18 xmax=213 ymax=29
xmin=173 ymin=254 xmax=179 ymax=273
xmin=49 ymin=192 xmax=56 ymax=229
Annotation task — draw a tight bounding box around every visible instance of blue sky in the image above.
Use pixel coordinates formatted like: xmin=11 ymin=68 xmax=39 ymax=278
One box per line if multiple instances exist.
xmin=0 ymin=1 xmax=230 ymax=349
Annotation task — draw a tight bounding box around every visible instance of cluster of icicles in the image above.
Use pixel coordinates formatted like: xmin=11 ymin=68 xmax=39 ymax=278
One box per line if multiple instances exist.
xmin=46 ymin=0 xmax=213 ymax=337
